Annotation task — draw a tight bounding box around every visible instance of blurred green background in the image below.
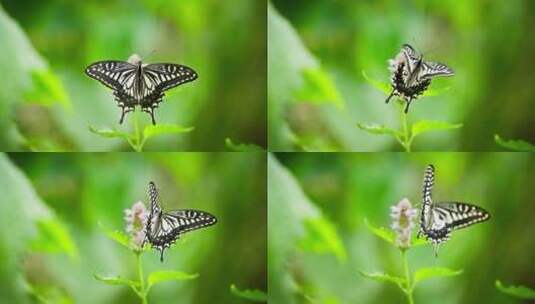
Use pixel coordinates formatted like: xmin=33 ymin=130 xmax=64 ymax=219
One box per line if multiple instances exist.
xmin=268 ymin=152 xmax=535 ymax=303
xmin=0 ymin=0 xmax=266 ymax=151
xmin=0 ymin=152 xmax=266 ymax=303
xmin=268 ymin=0 xmax=535 ymax=151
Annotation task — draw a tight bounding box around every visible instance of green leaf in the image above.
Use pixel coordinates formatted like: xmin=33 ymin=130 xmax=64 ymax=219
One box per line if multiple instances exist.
xmin=494 ymin=134 xmax=535 ymax=152
xmin=413 ymin=267 xmax=463 ymax=284
xmin=230 ymin=284 xmax=267 ymax=302
xmin=299 ymin=217 xmax=347 ymax=262
xmin=411 ymin=120 xmax=463 ymax=138
xmin=30 ymin=218 xmax=79 ymax=259
xmin=93 ymin=274 xmax=140 ymax=287
xmin=358 ymin=270 xmax=406 ymax=286
xmin=364 ymin=218 xmax=395 ymax=245
xmin=364 ymin=219 xmax=427 ymax=247
xmin=294 ymin=68 xmax=345 ymax=108
xmin=24 ymin=69 xmax=70 ymax=107
xmin=143 ymin=124 xmax=194 ymax=140
xmin=147 ymin=271 xmax=198 ymax=288
xmin=495 ymin=280 xmax=535 ymax=299
xmin=361 ymin=70 xmax=391 ymax=94
xmin=357 ymin=122 xmax=401 ymax=137
xmin=88 ymin=125 xmax=131 ymax=140
xmin=225 ymin=138 xmax=265 ymax=152
xmin=98 ymin=223 xmax=132 ymax=249
xmin=0 ymin=154 xmax=68 ymax=301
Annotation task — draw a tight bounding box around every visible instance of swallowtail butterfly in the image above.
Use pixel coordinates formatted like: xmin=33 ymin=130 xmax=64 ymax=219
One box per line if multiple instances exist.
xmin=85 ymin=54 xmax=198 ymax=125
xmin=386 ymin=44 xmax=454 ymax=113
xmin=142 ymin=181 xmax=217 ymax=262
xmin=418 ymin=165 xmax=490 ymax=256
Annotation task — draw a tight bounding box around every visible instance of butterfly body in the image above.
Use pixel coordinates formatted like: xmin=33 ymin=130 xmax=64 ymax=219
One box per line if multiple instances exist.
xmin=85 ymin=54 xmax=198 ymax=125
xmin=418 ymin=165 xmax=490 ymax=256
xmin=387 ymin=44 xmax=454 ymax=113
xmin=143 ymin=181 xmax=217 ymax=262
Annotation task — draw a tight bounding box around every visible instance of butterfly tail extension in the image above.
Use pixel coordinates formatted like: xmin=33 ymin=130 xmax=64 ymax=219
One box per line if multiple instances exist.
xmin=404 ymin=98 xmax=412 ymax=113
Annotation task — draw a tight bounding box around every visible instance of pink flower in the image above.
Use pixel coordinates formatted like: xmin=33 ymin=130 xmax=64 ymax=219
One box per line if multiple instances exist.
xmin=390 ymin=198 xmax=417 ymax=250
xmin=124 ymin=201 xmax=148 ymax=249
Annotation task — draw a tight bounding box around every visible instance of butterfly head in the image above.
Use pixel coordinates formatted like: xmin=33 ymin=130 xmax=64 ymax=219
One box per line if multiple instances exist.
xmin=127 ymin=54 xmax=143 ymax=66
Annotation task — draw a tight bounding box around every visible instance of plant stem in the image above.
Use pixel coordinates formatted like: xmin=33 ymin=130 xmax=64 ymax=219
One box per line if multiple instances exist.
xmin=399 ymin=103 xmax=411 ymax=152
xmin=136 ymin=252 xmax=148 ymax=304
xmin=130 ymin=110 xmax=143 ymax=152
xmin=401 ymin=250 xmax=414 ymax=304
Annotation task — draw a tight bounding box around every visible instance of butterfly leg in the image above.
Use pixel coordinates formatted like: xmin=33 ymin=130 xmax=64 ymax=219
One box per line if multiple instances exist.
xmin=142 ymin=107 xmax=157 ymax=125
xmin=404 ymin=98 xmax=412 ymax=113
xmin=385 ymin=90 xmax=395 ymax=104
xmin=159 ymin=248 xmax=165 ymax=262
xmin=119 ymin=107 xmax=134 ymax=124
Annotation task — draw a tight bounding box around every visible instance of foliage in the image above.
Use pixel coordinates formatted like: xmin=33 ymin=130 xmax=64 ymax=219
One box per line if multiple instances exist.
xmin=95 ymin=227 xmax=198 ymax=304
xmin=495 ymin=280 xmax=535 ymax=299
xmin=225 ymin=138 xmax=265 ymax=152
xmin=361 ymin=217 xmax=462 ymax=304
xmin=230 ymin=284 xmax=268 ymax=302
xmin=494 ymin=134 xmax=535 ymax=152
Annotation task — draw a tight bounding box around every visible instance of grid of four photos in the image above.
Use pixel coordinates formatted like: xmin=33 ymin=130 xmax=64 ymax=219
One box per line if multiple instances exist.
xmin=1 ymin=1 xmax=534 ymax=303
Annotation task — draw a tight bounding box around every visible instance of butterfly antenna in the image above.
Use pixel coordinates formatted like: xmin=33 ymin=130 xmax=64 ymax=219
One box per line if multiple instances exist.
xmin=143 ymin=49 xmax=157 ymax=61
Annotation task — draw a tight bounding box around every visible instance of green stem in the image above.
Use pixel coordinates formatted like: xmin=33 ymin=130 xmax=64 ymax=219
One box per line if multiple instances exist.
xmin=399 ymin=102 xmax=411 ymax=152
xmin=132 ymin=110 xmax=143 ymax=152
xmin=136 ymin=252 xmax=148 ymax=304
xmin=401 ymin=250 xmax=414 ymax=304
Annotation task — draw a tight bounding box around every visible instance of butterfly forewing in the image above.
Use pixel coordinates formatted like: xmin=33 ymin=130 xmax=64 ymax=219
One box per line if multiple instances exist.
xmin=85 ymin=61 xmax=138 ymax=91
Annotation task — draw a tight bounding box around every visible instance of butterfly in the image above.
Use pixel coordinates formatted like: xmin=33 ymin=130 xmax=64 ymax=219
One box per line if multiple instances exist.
xmin=85 ymin=54 xmax=198 ymax=125
xmin=418 ymin=165 xmax=490 ymax=256
xmin=142 ymin=181 xmax=217 ymax=262
xmin=386 ymin=44 xmax=454 ymax=113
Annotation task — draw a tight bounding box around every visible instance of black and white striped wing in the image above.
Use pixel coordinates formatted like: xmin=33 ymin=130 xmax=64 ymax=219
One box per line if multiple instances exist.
xmin=142 ymin=63 xmax=198 ymax=95
xmin=85 ymin=61 xmax=138 ymax=92
xmin=432 ymin=202 xmax=490 ymax=232
xmin=149 ymin=210 xmax=217 ymax=262
xmin=420 ymin=61 xmax=454 ymax=79
xmin=400 ymin=44 xmax=421 ymax=74
xmin=418 ymin=164 xmax=435 ymax=237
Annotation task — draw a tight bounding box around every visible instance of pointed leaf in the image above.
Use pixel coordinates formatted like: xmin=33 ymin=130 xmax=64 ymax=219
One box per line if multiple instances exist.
xmin=413 ymin=267 xmax=463 ymax=284
xmin=294 ymin=68 xmax=344 ymax=108
xmin=411 ymin=120 xmax=462 ymax=138
xmin=494 ymin=135 xmax=535 ymax=152
xmin=98 ymin=223 xmax=132 ymax=249
xmin=230 ymin=284 xmax=267 ymax=302
xmin=495 ymin=280 xmax=535 ymax=299
xmin=88 ymin=125 xmax=131 ymax=140
xmin=148 ymin=271 xmax=198 ymax=288
xmin=358 ymin=270 xmax=405 ymax=286
xmin=362 ymin=70 xmax=391 ymax=94
xmin=143 ymin=124 xmax=194 ymax=140
xmin=357 ymin=122 xmax=401 ymax=137
xmin=364 ymin=219 xmax=426 ymax=248
xmin=93 ymin=274 xmax=139 ymax=287
xmin=225 ymin=138 xmax=265 ymax=152
xmin=299 ymin=217 xmax=347 ymax=262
